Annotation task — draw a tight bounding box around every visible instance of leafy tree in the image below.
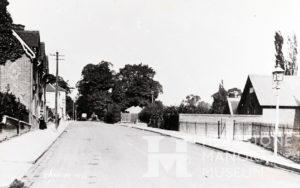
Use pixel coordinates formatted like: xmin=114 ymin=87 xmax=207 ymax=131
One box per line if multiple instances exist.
xmin=286 ymin=34 xmax=298 ymax=75
xmin=0 ymin=91 xmax=28 ymax=122
xmin=66 ymin=96 xmax=74 ymax=119
xmin=0 ymin=0 xmax=23 ymax=65
xmin=162 ymin=106 xmax=179 ymax=131
xmin=275 ymin=31 xmax=285 ymax=71
xmin=138 ymin=101 xmax=164 ymax=124
xmin=227 ymin=87 xmax=242 ymax=98
xmin=112 ymin=63 xmax=163 ymax=110
xmin=76 ymin=61 xmax=115 ymax=119
xmin=178 ymin=94 xmax=210 ymax=114
xmin=211 ymin=82 xmax=228 ymax=114
xmin=104 ymin=103 xmax=121 ymax=123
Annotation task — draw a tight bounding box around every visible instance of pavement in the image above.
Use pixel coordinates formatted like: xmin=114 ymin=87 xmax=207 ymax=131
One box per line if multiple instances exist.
xmin=120 ymin=122 xmax=300 ymax=174
xmin=19 ymin=122 xmax=300 ymax=188
xmin=0 ymin=120 xmax=71 ymax=188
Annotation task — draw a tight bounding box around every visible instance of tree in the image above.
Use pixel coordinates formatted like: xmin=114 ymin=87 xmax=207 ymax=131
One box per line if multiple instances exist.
xmin=76 ymin=61 xmax=115 ymax=118
xmin=66 ymin=96 xmax=74 ymax=119
xmin=178 ymin=94 xmax=211 ymax=114
xmin=286 ymin=34 xmax=298 ymax=75
xmin=275 ymin=31 xmax=285 ymax=71
xmin=211 ymin=81 xmax=228 ymax=114
xmin=138 ymin=101 xmax=164 ymax=124
xmin=227 ymin=88 xmax=242 ymax=98
xmin=112 ymin=63 xmax=163 ymax=109
xmin=0 ymin=0 xmax=23 ymax=64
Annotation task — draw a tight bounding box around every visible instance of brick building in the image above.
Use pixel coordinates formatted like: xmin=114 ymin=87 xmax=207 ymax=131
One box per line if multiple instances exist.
xmin=0 ymin=26 xmax=48 ymax=127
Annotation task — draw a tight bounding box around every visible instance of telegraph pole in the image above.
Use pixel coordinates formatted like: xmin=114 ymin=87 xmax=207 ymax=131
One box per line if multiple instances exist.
xmin=50 ymin=52 xmax=64 ymax=128
xmin=55 ymin=52 xmax=59 ymax=128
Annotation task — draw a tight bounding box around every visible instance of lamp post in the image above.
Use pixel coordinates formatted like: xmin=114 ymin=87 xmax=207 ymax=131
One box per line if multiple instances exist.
xmin=272 ymin=65 xmax=284 ymax=156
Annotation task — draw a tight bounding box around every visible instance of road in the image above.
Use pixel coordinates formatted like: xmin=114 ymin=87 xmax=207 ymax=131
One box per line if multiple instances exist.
xmin=23 ymin=122 xmax=300 ymax=188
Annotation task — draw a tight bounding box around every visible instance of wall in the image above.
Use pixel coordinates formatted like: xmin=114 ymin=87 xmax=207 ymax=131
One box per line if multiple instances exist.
xmin=46 ymin=91 xmax=67 ymax=120
xmin=0 ymin=55 xmax=31 ymax=109
xmin=262 ymin=108 xmax=296 ymax=127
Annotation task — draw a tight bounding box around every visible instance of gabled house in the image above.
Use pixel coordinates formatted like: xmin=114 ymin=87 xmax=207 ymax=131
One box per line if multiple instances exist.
xmin=237 ymin=75 xmax=300 ymax=129
xmin=45 ymin=84 xmax=67 ymax=121
xmin=0 ymin=25 xmax=48 ymax=127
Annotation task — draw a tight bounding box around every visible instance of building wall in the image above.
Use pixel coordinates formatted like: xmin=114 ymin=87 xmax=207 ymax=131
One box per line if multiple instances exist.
xmin=46 ymin=90 xmax=67 ymax=120
xmin=0 ymin=55 xmax=31 ymax=109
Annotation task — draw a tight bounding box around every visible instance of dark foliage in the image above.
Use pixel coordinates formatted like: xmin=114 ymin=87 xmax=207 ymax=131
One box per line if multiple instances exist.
xmin=66 ymin=96 xmax=74 ymax=119
xmin=178 ymin=94 xmax=211 ymax=114
xmin=274 ymin=31 xmax=285 ymax=70
xmin=112 ymin=63 xmax=163 ymax=110
xmin=162 ymin=106 xmax=179 ymax=131
xmin=211 ymin=82 xmax=228 ymax=114
xmin=76 ymin=61 xmax=114 ymax=119
xmin=104 ymin=103 xmax=121 ymax=124
xmin=0 ymin=0 xmax=23 ymax=65
xmin=0 ymin=92 xmax=28 ymax=122
xmin=138 ymin=101 xmax=164 ymax=124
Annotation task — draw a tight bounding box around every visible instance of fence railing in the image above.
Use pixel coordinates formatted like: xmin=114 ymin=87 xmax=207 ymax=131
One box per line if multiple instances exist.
xmin=179 ymin=120 xmax=226 ymax=139
xmin=233 ymin=121 xmax=300 ymax=141
xmin=0 ymin=115 xmax=31 ymax=142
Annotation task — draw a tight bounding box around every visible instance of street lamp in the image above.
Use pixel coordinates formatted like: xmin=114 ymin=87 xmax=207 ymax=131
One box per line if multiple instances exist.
xmin=272 ymin=65 xmax=285 ymax=156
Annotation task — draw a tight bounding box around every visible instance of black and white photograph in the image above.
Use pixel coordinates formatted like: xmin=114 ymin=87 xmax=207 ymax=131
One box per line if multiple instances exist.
xmin=0 ymin=0 xmax=300 ymax=187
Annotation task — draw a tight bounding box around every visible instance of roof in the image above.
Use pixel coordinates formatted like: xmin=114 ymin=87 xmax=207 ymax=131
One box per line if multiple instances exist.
xmin=227 ymin=97 xmax=240 ymax=115
xmin=15 ymin=30 xmax=40 ymax=49
xmin=46 ymin=84 xmax=66 ymax=93
xmin=125 ymin=106 xmax=143 ymax=114
xmin=247 ymin=75 xmax=300 ymax=107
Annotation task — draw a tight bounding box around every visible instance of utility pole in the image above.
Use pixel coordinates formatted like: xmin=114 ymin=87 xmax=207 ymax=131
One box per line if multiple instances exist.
xmin=151 ymin=91 xmax=154 ymax=104
xmin=50 ymin=52 xmax=64 ymax=128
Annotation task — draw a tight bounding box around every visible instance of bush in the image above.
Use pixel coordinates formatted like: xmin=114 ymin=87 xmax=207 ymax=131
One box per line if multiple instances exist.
xmin=163 ymin=106 xmax=179 ymax=131
xmin=0 ymin=92 xmax=28 ymax=122
xmin=138 ymin=101 xmax=164 ymax=124
xmin=104 ymin=103 xmax=121 ymax=124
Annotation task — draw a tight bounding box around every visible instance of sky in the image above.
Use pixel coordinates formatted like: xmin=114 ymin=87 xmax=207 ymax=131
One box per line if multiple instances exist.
xmin=7 ymin=0 xmax=300 ymax=105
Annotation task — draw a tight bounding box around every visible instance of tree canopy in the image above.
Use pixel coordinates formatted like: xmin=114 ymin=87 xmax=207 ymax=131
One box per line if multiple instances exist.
xmin=112 ymin=63 xmax=163 ymax=109
xmin=178 ymin=94 xmax=211 ymax=114
xmin=0 ymin=0 xmax=23 ymax=64
xmin=76 ymin=61 xmax=115 ymax=118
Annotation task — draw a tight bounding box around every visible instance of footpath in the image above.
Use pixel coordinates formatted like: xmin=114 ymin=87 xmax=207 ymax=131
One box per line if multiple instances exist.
xmin=120 ymin=123 xmax=300 ymax=174
xmin=0 ymin=121 xmax=71 ymax=188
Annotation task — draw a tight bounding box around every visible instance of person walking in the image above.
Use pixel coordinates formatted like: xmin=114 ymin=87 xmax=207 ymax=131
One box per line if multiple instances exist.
xmin=39 ymin=114 xmax=47 ymax=130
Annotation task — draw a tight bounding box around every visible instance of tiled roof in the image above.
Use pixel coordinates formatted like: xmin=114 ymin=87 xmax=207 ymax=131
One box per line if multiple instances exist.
xmin=249 ymin=75 xmax=300 ymax=107
xmin=15 ymin=30 xmax=40 ymax=49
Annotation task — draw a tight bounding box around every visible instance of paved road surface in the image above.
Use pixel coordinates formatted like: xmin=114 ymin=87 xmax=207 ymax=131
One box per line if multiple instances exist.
xmin=23 ymin=122 xmax=300 ymax=188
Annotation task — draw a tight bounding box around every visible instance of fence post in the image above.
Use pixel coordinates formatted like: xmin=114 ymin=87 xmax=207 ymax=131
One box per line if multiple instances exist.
xmin=242 ymin=122 xmax=245 ymax=140
xmin=17 ymin=120 xmax=20 ymax=135
xmin=251 ymin=122 xmax=254 ymax=142
xmin=205 ymin=122 xmax=208 ymax=137
xmin=259 ymin=123 xmax=262 ymax=145
xmin=186 ymin=121 xmax=188 ymax=133
xmin=218 ymin=121 xmax=220 ymax=139
xmin=233 ymin=120 xmax=236 ymax=140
